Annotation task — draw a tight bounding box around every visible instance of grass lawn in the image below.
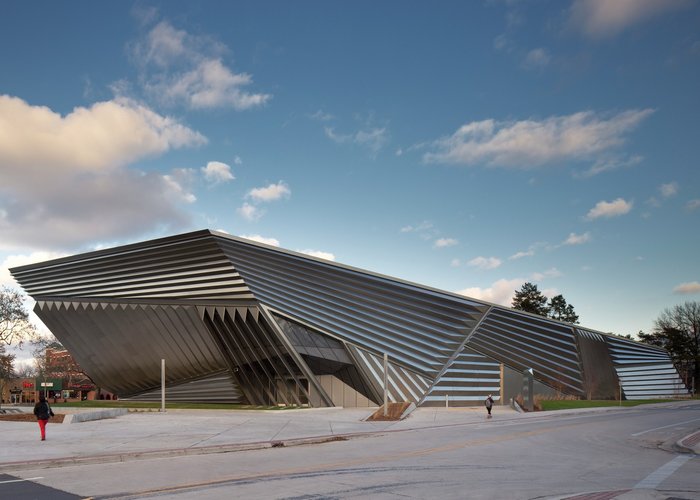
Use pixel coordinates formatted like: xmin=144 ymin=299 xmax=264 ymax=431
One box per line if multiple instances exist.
xmin=538 ymin=399 xmax=687 ymax=411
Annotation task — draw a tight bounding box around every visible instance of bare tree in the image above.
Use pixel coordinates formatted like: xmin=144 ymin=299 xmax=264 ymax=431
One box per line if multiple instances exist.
xmin=15 ymin=362 xmax=38 ymax=378
xmin=31 ymin=340 xmax=51 ymax=398
xmin=0 ymin=344 xmax=16 ymax=407
xmin=639 ymin=301 xmax=700 ymax=395
xmin=0 ymin=287 xmax=37 ymax=347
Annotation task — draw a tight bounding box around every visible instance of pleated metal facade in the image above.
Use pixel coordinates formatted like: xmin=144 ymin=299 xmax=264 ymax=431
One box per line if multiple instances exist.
xmin=10 ymin=229 xmax=689 ymax=407
xmin=605 ymin=335 xmax=688 ymax=399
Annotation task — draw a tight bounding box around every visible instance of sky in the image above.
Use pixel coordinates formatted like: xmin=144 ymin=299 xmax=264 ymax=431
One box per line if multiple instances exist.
xmin=1 ymin=1 xmax=699 ymax=366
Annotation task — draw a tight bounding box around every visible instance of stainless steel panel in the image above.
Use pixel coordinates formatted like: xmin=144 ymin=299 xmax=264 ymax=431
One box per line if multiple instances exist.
xmin=421 ymin=347 xmax=501 ymax=406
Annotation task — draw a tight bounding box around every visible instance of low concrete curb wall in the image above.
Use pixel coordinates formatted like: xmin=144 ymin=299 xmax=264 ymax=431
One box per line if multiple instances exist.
xmin=63 ymin=408 xmax=128 ymax=424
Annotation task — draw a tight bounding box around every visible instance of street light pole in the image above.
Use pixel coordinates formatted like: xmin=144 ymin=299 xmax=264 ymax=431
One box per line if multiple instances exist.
xmin=161 ymin=359 xmax=166 ymax=413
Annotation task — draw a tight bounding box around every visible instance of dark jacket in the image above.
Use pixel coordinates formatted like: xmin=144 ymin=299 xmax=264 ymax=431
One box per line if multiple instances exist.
xmin=33 ymin=399 xmax=54 ymax=420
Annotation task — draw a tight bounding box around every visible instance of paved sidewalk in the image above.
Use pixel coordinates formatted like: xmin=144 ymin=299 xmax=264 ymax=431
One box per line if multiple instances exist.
xmin=0 ymin=402 xmax=697 ymax=472
xmin=0 ymin=406 xmax=506 ymax=470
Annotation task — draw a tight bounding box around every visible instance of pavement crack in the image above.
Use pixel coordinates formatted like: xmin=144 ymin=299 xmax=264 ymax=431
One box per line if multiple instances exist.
xmin=270 ymin=419 xmax=292 ymax=441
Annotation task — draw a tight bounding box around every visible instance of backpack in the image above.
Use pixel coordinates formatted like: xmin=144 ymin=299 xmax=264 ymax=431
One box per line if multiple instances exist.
xmin=484 ymin=397 xmax=493 ymax=409
xmin=35 ymin=401 xmax=53 ymax=420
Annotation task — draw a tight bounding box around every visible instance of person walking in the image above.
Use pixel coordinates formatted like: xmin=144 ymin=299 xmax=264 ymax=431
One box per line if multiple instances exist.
xmin=484 ymin=394 xmax=494 ymax=419
xmin=33 ymin=395 xmax=55 ymax=441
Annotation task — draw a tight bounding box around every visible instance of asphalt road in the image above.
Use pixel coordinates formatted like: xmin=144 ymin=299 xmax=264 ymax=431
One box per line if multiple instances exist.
xmin=4 ymin=402 xmax=700 ymax=499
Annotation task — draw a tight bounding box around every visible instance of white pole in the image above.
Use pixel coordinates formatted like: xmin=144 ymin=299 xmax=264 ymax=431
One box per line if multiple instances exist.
xmin=619 ymin=382 xmax=622 ymax=406
xmin=383 ymin=353 xmax=388 ymax=417
xmin=445 ymin=394 xmax=449 ymax=408
xmin=161 ymin=359 xmax=166 ymax=413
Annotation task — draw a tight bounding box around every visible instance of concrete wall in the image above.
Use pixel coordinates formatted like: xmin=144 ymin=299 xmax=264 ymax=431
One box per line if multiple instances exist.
xmin=309 ymin=375 xmax=376 ymax=408
xmin=502 ymin=363 xmax=561 ymax=405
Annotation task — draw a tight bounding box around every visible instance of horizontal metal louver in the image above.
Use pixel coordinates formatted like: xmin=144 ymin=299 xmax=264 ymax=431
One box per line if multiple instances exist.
xmin=468 ymin=308 xmax=584 ymax=395
xmin=605 ymin=335 xmax=689 ymax=399
xmin=213 ymin=236 xmax=489 ymax=378
xmin=346 ymin=344 xmax=432 ymax=404
xmin=605 ymin=335 xmax=671 ymax=364
xmin=11 ymin=231 xmax=253 ymax=300
xmin=124 ymin=371 xmax=243 ymax=403
xmin=422 ymin=347 xmax=501 ymax=406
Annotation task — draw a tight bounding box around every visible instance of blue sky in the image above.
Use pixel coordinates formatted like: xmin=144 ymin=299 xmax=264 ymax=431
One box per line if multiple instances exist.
xmin=1 ymin=1 xmax=699 ymax=352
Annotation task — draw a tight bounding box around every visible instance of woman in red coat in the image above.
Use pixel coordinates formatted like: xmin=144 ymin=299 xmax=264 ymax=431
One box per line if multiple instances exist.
xmin=33 ymin=395 xmax=54 ymax=441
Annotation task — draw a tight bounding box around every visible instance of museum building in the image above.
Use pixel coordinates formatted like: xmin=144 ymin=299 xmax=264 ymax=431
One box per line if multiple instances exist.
xmin=9 ymin=230 xmax=689 ymax=407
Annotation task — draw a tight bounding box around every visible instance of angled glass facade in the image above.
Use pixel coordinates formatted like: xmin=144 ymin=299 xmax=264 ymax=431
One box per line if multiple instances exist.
xmin=10 ymin=230 xmax=689 ymax=406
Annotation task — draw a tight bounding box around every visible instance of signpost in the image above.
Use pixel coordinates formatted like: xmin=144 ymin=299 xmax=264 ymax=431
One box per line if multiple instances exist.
xmin=41 ymin=381 xmax=53 ymax=399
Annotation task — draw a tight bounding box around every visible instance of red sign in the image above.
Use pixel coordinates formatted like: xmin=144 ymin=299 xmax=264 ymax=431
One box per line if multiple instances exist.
xmin=22 ymin=381 xmax=33 ymax=388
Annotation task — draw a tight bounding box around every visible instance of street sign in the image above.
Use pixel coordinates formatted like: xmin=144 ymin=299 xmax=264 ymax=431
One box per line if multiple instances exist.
xmin=40 ymin=382 xmax=54 ymax=387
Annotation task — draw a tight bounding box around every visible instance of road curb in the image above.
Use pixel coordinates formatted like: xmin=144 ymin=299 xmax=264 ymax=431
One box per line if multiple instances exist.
xmin=675 ymin=430 xmax=700 ymax=455
xmin=0 ymin=433 xmax=360 ymax=473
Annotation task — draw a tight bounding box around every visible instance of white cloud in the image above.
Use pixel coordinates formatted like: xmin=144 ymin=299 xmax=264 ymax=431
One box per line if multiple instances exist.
xmin=660 ymin=182 xmax=678 ymax=198
xmin=137 ymin=20 xmax=189 ymax=67
xmin=240 ymin=234 xmax=280 ymax=247
xmin=132 ymin=21 xmax=271 ymax=110
xmin=298 ymin=249 xmax=336 ymax=261
xmin=237 ymin=202 xmax=264 ymax=221
xmin=509 ymin=249 xmax=535 ymax=260
xmin=233 ymin=156 xmax=242 ymax=165
xmin=577 ymin=155 xmax=642 ymax=178
xmin=522 ymin=48 xmax=551 ymax=69
xmin=400 ymin=221 xmax=438 ymax=242
xmin=673 ymin=281 xmax=700 ymax=294
xmin=456 ymin=278 xmax=524 ymax=306
xmin=163 ymin=173 xmax=196 ymax=203
xmin=0 ymin=95 xmax=205 ymax=175
xmin=0 ymin=95 xmax=206 ymax=250
xmin=493 ymin=34 xmax=512 ymax=52
xmin=585 ymin=198 xmax=633 ymax=220
xmin=563 ymin=232 xmax=591 ymax=245
xmin=202 ymin=161 xmax=235 ymax=184
xmin=400 ymin=221 xmax=433 ymax=233
xmin=325 ymin=126 xmax=388 ymax=156
xmin=467 ymin=256 xmax=502 ymax=270
xmin=568 ymin=0 xmax=692 ymax=39
xmin=687 ymin=199 xmax=700 ymax=211
xmin=530 ymin=268 xmax=562 ymax=281
xmin=247 ymin=181 xmax=291 ymax=203
xmin=310 ymin=109 xmax=334 ymax=121
xmin=450 ymin=258 xmax=461 ymax=267
xmin=434 ymin=238 xmax=458 ymax=249
xmin=423 ymin=109 xmax=653 ymax=168
xmin=160 ymin=59 xmax=271 ymax=110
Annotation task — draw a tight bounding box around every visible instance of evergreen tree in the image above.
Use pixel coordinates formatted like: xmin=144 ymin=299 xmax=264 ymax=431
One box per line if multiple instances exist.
xmin=512 ymin=282 xmax=549 ymax=316
xmin=548 ymin=294 xmax=580 ymax=324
